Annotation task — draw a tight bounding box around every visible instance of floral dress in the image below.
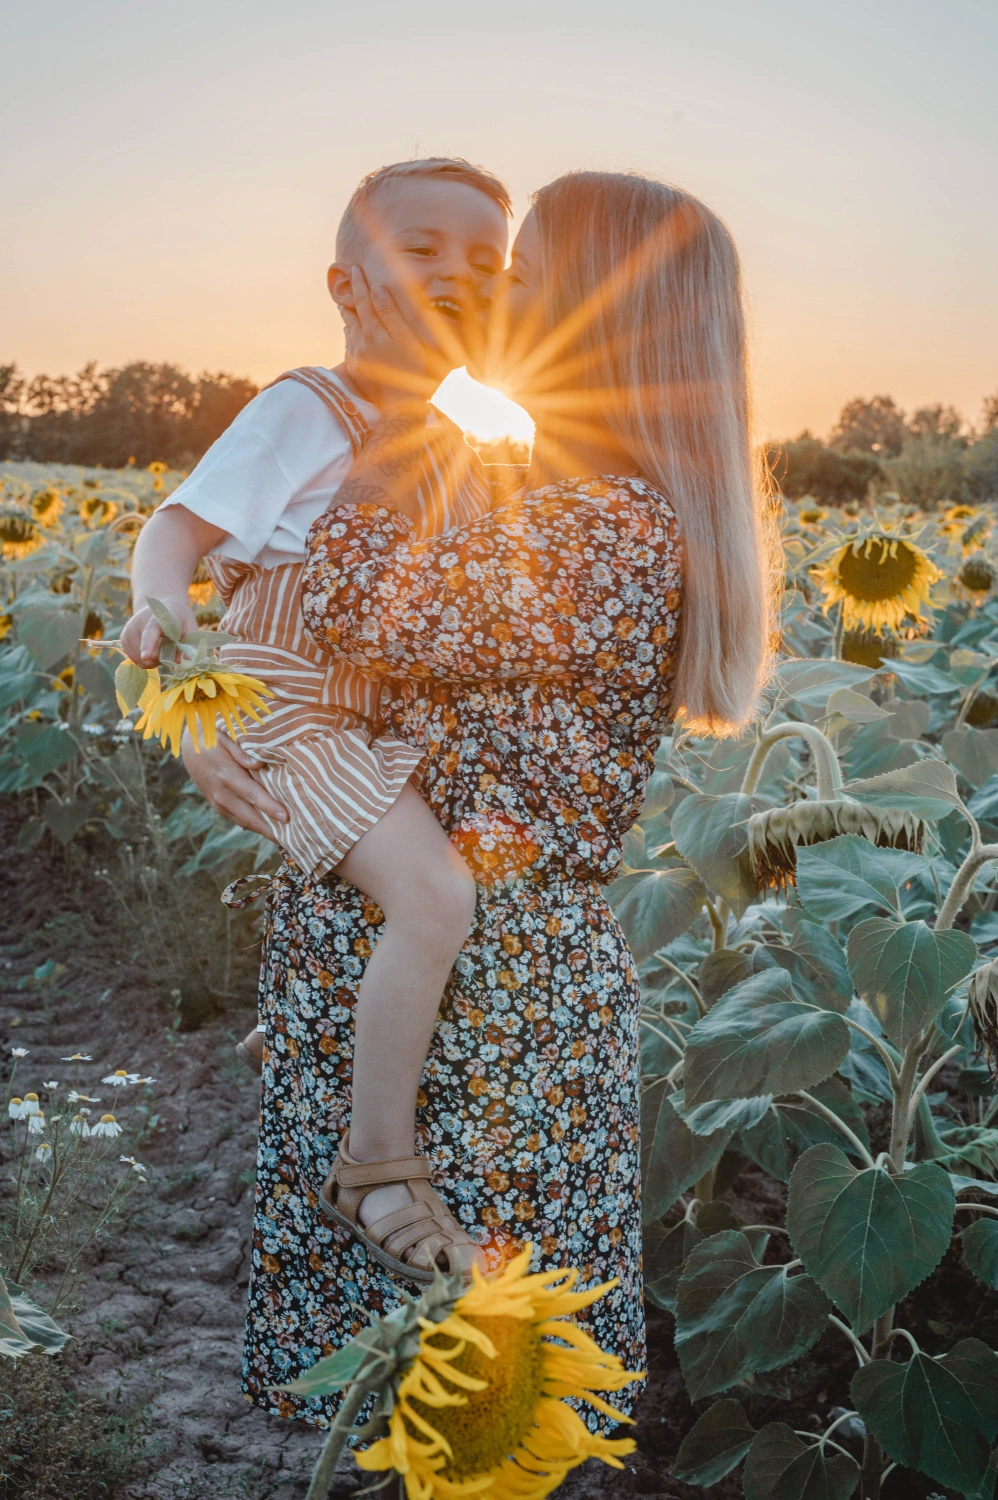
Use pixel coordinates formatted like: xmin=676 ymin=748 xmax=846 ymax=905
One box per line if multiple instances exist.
xmin=241 ymin=476 xmax=682 ymax=1428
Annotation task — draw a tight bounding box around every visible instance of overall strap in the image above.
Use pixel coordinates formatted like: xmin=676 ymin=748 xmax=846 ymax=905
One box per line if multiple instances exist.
xmin=265 ymin=367 xmax=372 ymax=456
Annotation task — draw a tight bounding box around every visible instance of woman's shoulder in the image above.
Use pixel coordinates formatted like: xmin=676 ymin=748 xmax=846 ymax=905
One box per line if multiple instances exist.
xmin=520 ymin=474 xmax=678 ymax=537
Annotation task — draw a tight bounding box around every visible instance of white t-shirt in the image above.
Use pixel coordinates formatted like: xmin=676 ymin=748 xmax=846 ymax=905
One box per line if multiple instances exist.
xmin=159 ymin=368 xmax=380 ymax=569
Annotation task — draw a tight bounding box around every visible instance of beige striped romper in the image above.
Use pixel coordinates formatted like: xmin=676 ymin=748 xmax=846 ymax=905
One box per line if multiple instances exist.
xmin=206 ymin=367 xmax=493 ymax=880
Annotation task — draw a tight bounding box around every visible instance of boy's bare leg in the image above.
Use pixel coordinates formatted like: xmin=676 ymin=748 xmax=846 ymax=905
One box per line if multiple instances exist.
xmin=334 ymin=784 xmax=477 ymax=1232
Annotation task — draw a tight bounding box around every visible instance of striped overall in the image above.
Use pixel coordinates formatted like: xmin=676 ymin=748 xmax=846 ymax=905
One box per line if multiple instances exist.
xmin=206 ymin=366 xmax=493 ymax=879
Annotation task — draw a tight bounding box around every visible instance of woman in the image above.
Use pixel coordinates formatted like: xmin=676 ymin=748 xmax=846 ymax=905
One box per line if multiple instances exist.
xmin=187 ymin=171 xmax=770 ymax=1427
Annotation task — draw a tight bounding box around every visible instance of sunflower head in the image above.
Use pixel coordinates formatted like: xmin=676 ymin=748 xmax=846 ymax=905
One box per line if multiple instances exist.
xmin=0 ymin=614 xmax=11 ymax=641
xmin=188 ymin=560 xmax=217 ymax=609
xmin=78 ymin=495 xmax=118 ymax=528
xmin=969 ymin=961 xmax=998 ymax=1078
xmin=798 ymin=505 xmax=828 ymax=527
xmin=355 ymin=1248 xmax=642 ymax=1500
xmin=747 ymin=800 xmax=927 ymax=889
xmin=956 ymin=555 xmax=998 ymax=603
xmin=30 ymin=486 xmax=64 ymax=528
xmin=966 ymin=691 xmax=998 ymax=729
xmin=841 ymin=627 xmax=899 ymax=669
xmin=810 ymin=532 xmax=941 ymax=632
xmin=134 ymin=664 xmax=272 ymax=756
xmin=0 ymin=511 xmax=43 ymax=559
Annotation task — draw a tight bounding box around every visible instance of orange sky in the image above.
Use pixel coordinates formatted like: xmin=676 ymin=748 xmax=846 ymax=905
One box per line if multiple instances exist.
xmin=1 ymin=0 xmax=995 ymax=442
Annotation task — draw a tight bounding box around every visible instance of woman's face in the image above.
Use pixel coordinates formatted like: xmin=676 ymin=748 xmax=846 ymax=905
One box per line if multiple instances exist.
xmin=501 ymin=209 xmax=547 ymax=378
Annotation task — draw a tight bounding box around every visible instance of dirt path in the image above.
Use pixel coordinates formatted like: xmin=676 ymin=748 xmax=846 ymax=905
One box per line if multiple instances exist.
xmin=0 ymin=813 xmax=706 ymax=1499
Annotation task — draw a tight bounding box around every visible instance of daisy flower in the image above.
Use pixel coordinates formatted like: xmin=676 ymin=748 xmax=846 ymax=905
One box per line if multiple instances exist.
xmin=91 ymin=1114 xmax=122 ymax=1139
xmin=102 ymin=1070 xmax=140 ymax=1087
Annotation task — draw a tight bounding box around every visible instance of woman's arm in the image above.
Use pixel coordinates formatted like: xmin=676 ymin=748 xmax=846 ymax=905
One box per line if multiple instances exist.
xmin=302 ymin=481 xmax=681 ymax=687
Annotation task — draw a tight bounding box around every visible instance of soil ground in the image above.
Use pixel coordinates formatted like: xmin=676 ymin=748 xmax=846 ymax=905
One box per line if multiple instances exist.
xmin=0 ymin=808 xmax=985 ymax=1498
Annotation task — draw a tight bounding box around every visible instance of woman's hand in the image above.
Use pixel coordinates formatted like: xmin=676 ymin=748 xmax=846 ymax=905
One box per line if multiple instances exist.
xmin=181 ymin=730 xmax=288 ymax=839
xmin=345 ymin=266 xmax=448 ymax=413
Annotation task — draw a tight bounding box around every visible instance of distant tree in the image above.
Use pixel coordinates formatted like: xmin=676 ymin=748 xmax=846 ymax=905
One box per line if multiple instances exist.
xmin=0 ymin=361 xmax=259 ymax=467
xmin=981 ymin=392 xmax=998 ymax=433
xmin=765 ymin=433 xmax=882 ymax=503
xmin=877 ymin=435 xmax=968 ymax=510
xmin=829 ymin=394 xmax=907 ymax=456
xmin=907 ymin=403 xmax=966 ymax=443
xmin=965 ymin=429 xmax=998 ymax=502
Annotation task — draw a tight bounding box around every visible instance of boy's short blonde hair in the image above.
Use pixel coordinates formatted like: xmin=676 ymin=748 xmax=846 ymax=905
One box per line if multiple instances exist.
xmin=336 ymin=158 xmax=512 ymax=262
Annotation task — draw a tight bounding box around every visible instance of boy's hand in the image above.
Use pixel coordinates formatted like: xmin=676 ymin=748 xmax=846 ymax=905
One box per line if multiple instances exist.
xmin=120 ymin=595 xmax=198 ymax=668
xmin=345 ymin=267 xmax=448 ymax=413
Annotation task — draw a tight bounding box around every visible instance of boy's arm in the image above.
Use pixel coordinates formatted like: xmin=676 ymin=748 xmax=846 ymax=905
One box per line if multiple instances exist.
xmin=121 ymin=505 xmax=227 ymax=667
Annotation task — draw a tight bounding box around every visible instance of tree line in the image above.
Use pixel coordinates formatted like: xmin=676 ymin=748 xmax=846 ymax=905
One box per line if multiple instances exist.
xmin=767 ymin=392 xmax=998 ymax=508
xmin=2 ymin=359 xmax=997 ymax=509
xmin=0 ymin=361 xmax=259 ymax=470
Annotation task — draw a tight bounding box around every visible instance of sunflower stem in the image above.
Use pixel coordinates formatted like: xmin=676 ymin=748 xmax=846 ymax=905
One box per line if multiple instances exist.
xmin=740 ymin=722 xmax=843 ymax=802
xmin=936 ymin=842 xmax=998 ymax=930
xmin=305 ymin=1381 xmax=372 ymax=1500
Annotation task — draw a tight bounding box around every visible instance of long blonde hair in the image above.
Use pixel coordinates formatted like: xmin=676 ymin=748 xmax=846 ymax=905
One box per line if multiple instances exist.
xmin=530 ymin=172 xmax=774 ymax=735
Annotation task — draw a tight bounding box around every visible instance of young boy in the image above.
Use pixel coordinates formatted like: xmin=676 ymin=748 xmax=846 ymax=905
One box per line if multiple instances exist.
xmin=121 ymin=159 xmax=511 ymax=1284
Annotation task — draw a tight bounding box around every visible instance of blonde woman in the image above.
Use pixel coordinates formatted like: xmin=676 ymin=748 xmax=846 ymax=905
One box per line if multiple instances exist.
xmin=187 ymin=171 xmax=770 ymax=1428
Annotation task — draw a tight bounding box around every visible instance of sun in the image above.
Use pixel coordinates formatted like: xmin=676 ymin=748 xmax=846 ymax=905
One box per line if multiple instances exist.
xmin=432 ymin=369 xmax=535 ymax=448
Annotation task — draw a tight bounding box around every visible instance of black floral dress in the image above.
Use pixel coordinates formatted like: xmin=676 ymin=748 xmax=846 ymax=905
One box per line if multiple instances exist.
xmin=241 ymin=477 xmax=682 ymax=1428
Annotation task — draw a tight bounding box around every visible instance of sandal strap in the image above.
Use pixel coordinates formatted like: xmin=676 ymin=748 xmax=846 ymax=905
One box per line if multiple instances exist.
xmin=336 ymin=1155 xmax=432 ymax=1189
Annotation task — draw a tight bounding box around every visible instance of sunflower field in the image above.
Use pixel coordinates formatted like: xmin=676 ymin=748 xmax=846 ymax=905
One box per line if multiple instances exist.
xmin=0 ymin=459 xmax=276 ymax=1029
xmin=8 ymin=459 xmax=998 ymax=1498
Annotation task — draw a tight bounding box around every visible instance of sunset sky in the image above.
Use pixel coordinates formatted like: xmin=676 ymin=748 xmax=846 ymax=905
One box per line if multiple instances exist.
xmin=2 ymin=0 xmax=995 ymax=443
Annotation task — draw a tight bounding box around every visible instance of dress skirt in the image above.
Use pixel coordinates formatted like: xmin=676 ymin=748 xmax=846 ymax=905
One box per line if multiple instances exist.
xmin=241 ymin=861 xmax=647 ymax=1429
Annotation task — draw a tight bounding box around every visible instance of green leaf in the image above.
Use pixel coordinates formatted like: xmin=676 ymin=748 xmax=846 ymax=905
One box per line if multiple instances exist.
xmin=742 ymin=1423 xmax=860 ymax=1500
xmin=851 ymin=1339 xmax=998 ymax=1494
xmin=777 ymin=658 xmax=876 ymax=707
xmin=42 ymin=798 xmax=94 ymax=846
xmin=888 ymin=659 xmax=963 ymax=696
xmin=944 ymin=727 xmax=998 ymax=790
xmin=698 ymin=949 xmax=752 ymax=1006
xmin=644 ymin=1216 xmax=703 ymax=1313
xmin=0 ymin=1274 xmax=70 ymax=1358
xmin=114 ymin=658 xmax=151 ymax=713
xmin=14 ymin=605 xmax=83 ymax=671
xmin=795 ymin=835 xmax=927 ymax=921
xmin=640 ymin=770 xmax=674 ymax=817
xmin=671 ymin=792 xmax=768 ymax=918
xmin=639 ymin=1080 xmax=731 ymax=1222
xmin=674 ymin=1091 xmax=772 ymax=1136
xmin=740 ymin=1078 xmax=871 ymax=1183
xmin=608 ymin=864 xmax=706 ymax=960
xmin=0 ymin=669 xmax=40 ymax=711
xmin=684 ymin=971 xmax=851 ymax=1108
xmin=22 ymin=726 xmax=79 ymax=778
xmin=846 ymin=917 xmax=977 ymax=1050
xmin=764 ymin=914 xmax=854 ymax=1013
xmin=844 ymin=758 xmax=965 ymax=820
xmin=72 ymin=653 xmax=117 ymax=707
xmin=673 ymin=1399 xmax=756 ymax=1486
xmin=281 ymin=1336 xmax=379 ymax=1396
xmin=884 ymin=698 xmax=931 ymax=741
xmin=145 ymin=596 xmax=183 ymax=642
xmin=786 ymin=1144 xmax=955 ymax=1332
xmin=675 ymin=1230 xmax=831 ymax=1400
xmin=825 ymin=686 xmax=889 ymax=724
xmin=963 ymin=1219 xmax=998 ymax=1289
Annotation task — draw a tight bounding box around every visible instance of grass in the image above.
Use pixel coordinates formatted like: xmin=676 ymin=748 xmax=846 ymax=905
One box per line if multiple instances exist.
xmin=0 ymin=1352 xmax=146 ymax=1499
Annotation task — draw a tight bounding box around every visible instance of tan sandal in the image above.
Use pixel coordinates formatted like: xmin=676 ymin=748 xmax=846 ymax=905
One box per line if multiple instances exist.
xmin=318 ymin=1130 xmax=485 ymax=1288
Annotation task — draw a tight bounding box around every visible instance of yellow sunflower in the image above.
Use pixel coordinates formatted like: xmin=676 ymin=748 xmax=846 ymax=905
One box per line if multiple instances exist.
xmin=135 ymin=667 xmax=272 ymax=755
xmin=938 ymin=504 xmax=976 ymax=538
xmin=30 ymin=487 xmax=64 ymax=528
xmin=355 ymin=1247 xmax=641 ymax=1500
xmin=79 ymin=495 xmax=118 ymax=528
xmin=0 ymin=513 xmax=43 ymax=559
xmin=0 ymin=614 xmax=11 ymax=641
xmin=810 ymin=532 xmax=941 ymax=632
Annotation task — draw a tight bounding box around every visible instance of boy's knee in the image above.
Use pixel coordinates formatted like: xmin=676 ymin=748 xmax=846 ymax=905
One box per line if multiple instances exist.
xmin=410 ymin=860 xmax=477 ymax=936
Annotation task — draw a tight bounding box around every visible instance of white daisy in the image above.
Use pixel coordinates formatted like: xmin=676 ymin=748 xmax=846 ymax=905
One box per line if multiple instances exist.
xmin=42 ymin=1080 xmax=58 ymax=1090
xmin=10 ymin=1047 xmax=28 ymax=1058
xmin=68 ymin=1091 xmax=101 ymax=1104
xmin=35 ymin=1142 xmax=52 ymax=1162
xmin=27 ymin=1112 xmax=46 ymax=1135
xmin=69 ymin=1112 xmax=92 ymax=1137
xmin=16 ymin=1093 xmax=42 ymax=1119
xmin=61 ymin=1054 xmax=92 ymax=1062
xmin=102 ymin=1070 xmax=140 ymax=1087
xmin=91 ymin=1114 xmax=122 ymax=1139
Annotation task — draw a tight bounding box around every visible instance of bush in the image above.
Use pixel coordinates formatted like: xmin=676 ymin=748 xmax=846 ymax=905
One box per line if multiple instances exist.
xmin=875 ymin=433 xmax=970 ymax=509
xmin=765 ymin=435 xmax=882 ymax=503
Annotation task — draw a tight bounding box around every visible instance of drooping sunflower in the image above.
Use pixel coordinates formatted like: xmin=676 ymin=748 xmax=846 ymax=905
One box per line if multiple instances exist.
xmin=78 ymin=494 xmax=118 ymax=528
xmin=0 ymin=511 xmax=43 ymax=559
xmin=280 ymin=1249 xmax=643 ymax=1500
xmin=747 ymin=799 xmax=927 ymax=890
xmin=135 ymin=666 xmax=271 ymax=755
xmin=30 ymin=486 xmax=64 ymax=528
xmin=955 ymin=554 xmax=998 ymax=605
xmin=356 ymin=1248 xmax=640 ymax=1499
xmin=810 ymin=532 xmax=941 ymax=632
xmin=840 ymin=626 xmax=898 ymax=669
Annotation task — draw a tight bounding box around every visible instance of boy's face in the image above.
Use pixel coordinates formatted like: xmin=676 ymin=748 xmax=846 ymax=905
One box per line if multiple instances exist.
xmin=332 ymin=178 xmax=508 ymax=374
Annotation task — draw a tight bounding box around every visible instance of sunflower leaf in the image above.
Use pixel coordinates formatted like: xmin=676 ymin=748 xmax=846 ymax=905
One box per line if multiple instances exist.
xmin=963 ymin=1219 xmax=998 ymax=1289
xmin=846 ymin=917 xmax=977 ymax=1049
xmin=671 ymin=792 xmax=770 ymax=917
xmin=795 ymin=835 xmax=927 ymax=921
xmin=145 ymin=596 xmax=183 ymax=643
xmin=114 ymin=658 xmax=151 ymax=714
xmin=844 ymin=758 xmax=965 ymax=820
xmin=639 ymin=1081 xmax=731 ymax=1222
xmin=742 ymin=1422 xmax=860 ymax=1500
xmin=673 ymin=1399 xmax=757 ymax=1486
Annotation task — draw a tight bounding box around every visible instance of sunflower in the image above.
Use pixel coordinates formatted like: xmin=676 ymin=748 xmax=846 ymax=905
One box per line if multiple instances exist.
xmin=747 ymin=800 xmax=927 ymax=890
xmin=354 ymin=1247 xmax=640 ymax=1499
xmin=135 ymin=666 xmax=272 ymax=755
xmin=938 ymin=504 xmax=976 ymax=539
xmin=955 ymin=554 xmax=998 ymax=604
xmin=797 ymin=505 xmax=828 ymax=527
xmin=841 ymin=627 xmax=898 ymax=669
xmin=810 ymin=532 xmax=941 ymax=632
xmin=0 ymin=512 xmax=42 ymax=559
xmin=0 ymin=614 xmax=11 ymax=641
xmin=188 ymin=561 xmax=217 ymax=608
xmin=30 ymin=486 xmax=64 ymax=527
xmin=78 ymin=495 xmax=118 ymax=528
xmin=969 ymin=960 xmax=998 ymax=1077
